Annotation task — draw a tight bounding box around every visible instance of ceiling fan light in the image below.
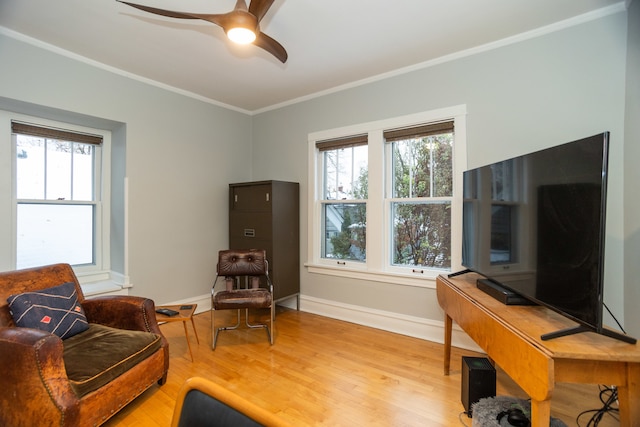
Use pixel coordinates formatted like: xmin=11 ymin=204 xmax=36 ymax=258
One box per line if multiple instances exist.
xmin=227 ymin=27 xmax=256 ymax=44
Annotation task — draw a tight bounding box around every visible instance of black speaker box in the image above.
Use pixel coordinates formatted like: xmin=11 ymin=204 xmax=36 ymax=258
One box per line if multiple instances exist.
xmin=461 ymin=356 xmax=496 ymax=417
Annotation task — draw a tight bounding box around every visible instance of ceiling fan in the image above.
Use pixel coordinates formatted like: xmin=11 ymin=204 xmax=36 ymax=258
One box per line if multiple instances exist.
xmin=116 ymin=0 xmax=288 ymax=63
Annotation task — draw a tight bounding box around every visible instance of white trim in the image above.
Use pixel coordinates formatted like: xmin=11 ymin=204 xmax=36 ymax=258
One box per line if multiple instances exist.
xmin=307 ymin=106 xmax=467 ymax=284
xmin=5 ymin=111 xmax=112 ymax=275
xmin=253 ymin=3 xmax=626 ymax=114
xmin=109 ymin=270 xmax=132 ymax=288
xmin=82 ymin=281 xmax=128 ymax=297
xmin=161 ymin=293 xmax=212 ymax=315
xmin=306 ymin=262 xmax=441 ymax=287
xmin=299 ymin=294 xmax=482 ymax=352
xmin=0 ymin=27 xmax=252 ymax=116
xmin=0 ymin=3 xmax=626 ymax=115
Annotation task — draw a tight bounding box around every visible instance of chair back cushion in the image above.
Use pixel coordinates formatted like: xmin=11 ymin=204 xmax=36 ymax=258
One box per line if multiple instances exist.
xmin=217 ymin=249 xmax=268 ymax=276
xmin=0 ymin=264 xmax=84 ymax=328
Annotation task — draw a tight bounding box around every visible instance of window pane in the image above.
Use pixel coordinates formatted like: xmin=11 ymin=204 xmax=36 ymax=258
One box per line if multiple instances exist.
xmin=323 ymin=145 xmax=368 ymax=200
xmin=16 ymin=136 xmax=45 ymax=199
xmin=46 ymin=140 xmax=72 ymax=200
xmin=432 ymin=134 xmax=453 ymax=197
xmin=322 ymin=203 xmax=366 ymax=261
xmin=72 ymin=143 xmax=94 ymax=201
xmin=392 ymin=134 xmax=453 ymax=198
xmin=391 ymin=202 xmax=451 ymax=268
xmin=17 ymin=203 xmax=94 ymax=268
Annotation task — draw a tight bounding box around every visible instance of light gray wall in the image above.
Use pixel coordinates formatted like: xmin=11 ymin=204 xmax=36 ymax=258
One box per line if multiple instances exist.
xmin=624 ymin=0 xmax=640 ymax=338
xmin=0 ymin=34 xmax=253 ymax=304
xmin=0 ymin=7 xmax=635 ymax=336
xmin=252 ymin=11 xmax=632 ymax=328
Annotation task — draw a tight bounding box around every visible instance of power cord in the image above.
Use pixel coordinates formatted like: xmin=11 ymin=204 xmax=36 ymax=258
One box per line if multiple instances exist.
xmin=576 ymin=385 xmax=619 ymax=427
xmin=603 ymin=303 xmax=626 ymax=333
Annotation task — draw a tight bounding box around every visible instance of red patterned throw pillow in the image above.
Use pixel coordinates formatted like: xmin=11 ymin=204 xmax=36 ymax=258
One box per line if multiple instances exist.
xmin=7 ymin=282 xmax=89 ymax=339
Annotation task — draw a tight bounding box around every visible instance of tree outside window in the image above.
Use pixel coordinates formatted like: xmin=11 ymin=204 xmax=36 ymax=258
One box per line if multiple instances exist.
xmin=319 ymin=139 xmax=367 ymax=261
xmin=388 ymin=129 xmax=453 ymax=269
xmin=309 ymin=107 xmax=465 ymax=280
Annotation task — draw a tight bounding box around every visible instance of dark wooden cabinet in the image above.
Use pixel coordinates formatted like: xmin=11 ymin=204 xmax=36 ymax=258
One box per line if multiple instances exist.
xmin=229 ymin=181 xmax=300 ymax=307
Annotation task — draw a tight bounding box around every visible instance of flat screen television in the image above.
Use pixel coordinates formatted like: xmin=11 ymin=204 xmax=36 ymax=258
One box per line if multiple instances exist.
xmin=457 ymin=132 xmax=636 ymax=344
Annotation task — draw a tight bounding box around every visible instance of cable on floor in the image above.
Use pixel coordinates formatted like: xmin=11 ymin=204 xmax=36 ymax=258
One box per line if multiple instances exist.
xmin=576 ymin=385 xmax=619 ymax=427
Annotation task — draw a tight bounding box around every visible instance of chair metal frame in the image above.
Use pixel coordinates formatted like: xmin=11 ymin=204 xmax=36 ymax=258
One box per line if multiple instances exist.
xmin=211 ymin=249 xmax=275 ymax=349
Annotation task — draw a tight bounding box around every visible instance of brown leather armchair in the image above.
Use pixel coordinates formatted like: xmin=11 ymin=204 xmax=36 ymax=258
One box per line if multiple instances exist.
xmin=0 ymin=263 xmax=169 ymax=427
xmin=211 ymin=249 xmax=274 ymax=349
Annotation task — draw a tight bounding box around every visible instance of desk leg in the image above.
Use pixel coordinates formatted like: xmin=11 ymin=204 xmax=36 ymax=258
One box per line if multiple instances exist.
xmin=530 ymin=399 xmax=551 ymax=427
xmin=617 ymin=363 xmax=639 ymax=427
xmin=444 ymin=313 xmax=452 ymax=375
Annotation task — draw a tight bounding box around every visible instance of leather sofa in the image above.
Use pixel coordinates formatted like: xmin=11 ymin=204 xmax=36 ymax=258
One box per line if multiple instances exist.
xmin=0 ymin=263 xmax=169 ymax=427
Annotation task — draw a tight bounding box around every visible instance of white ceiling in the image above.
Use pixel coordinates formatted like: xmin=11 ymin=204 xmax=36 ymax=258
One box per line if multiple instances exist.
xmin=0 ymin=0 xmax=625 ymax=113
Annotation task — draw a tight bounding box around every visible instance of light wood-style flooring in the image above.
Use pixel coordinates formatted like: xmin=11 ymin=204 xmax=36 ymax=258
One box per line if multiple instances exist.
xmin=104 ymin=307 xmax=618 ymax=426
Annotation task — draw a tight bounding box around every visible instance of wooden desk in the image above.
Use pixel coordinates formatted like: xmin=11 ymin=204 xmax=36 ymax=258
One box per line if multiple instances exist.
xmin=156 ymin=304 xmax=200 ymax=361
xmin=436 ymin=274 xmax=640 ymax=427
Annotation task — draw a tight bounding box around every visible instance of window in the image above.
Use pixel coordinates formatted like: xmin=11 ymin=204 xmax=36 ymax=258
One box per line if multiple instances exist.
xmin=385 ymin=121 xmax=454 ymax=270
xmin=317 ymin=135 xmax=368 ymax=262
xmin=11 ymin=119 xmax=111 ymax=276
xmin=308 ymin=106 xmax=467 ymax=285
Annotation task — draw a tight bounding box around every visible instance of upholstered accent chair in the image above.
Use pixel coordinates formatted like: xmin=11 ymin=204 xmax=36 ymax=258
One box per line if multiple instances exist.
xmin=211 ymin=249 xmax=274 ymax=349
xmin=0 ymin=263 xmax=169 ymax=427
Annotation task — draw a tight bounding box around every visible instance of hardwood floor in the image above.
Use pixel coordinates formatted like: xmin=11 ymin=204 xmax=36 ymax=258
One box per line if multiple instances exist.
xmin=104 ymin=307 xmax=618 ymax=427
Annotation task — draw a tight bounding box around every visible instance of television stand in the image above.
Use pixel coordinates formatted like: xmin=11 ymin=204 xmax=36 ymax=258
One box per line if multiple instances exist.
xmin=542 ymin=324 xmax=637 ymax=344
xmin=436 ymin=273 xmax=640 ymax=427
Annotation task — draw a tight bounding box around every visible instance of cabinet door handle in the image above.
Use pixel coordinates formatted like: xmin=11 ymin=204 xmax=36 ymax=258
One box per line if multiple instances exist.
xmin=266 ymin=192 xmax=270 ymax=202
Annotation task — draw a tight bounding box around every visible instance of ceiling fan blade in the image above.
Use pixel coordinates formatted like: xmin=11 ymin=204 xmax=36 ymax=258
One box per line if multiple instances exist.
xmin=117 ymin=1 xmax=226 ymax=27
xmin=234 ymin=0 xmax=249 ymax=13
xmin=254 ymin=32 xmax=287 ymax=63
xmin=248 ymin=0 xmax=275 ymax=23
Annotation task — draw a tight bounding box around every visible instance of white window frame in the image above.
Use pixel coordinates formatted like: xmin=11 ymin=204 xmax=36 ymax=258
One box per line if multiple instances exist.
xmin=307 ymin=105 xmax=467 ymax=287
xmin=8 ymin=112 xmax=112 ymax=283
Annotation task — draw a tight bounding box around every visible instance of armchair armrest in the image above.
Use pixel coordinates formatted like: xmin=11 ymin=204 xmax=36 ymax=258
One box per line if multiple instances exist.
xmin=0 ymin=327 xmax=80 ymax=426
xmin=82 ymin=295 xmax=163 ymax=335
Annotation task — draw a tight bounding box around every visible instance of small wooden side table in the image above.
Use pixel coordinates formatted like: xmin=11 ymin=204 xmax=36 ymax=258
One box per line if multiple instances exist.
xmin=155 ymin=304 xmax=200 ymax=361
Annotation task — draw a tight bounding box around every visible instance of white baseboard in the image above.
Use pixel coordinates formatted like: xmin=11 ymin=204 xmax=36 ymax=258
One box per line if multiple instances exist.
xmin=166 ymin=293 xmax=482 ymax=353
xmin=299 ymin=295 xmax=482 ymax=353
xmin=163 ymin=294 xmax=211 ymax=315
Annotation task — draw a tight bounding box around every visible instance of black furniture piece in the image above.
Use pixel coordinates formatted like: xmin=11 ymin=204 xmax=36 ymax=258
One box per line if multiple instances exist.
xmin=229 ymin=180 xmax=300 ymax=308
xmin=461 ymin=356 xmax=496 ymax=417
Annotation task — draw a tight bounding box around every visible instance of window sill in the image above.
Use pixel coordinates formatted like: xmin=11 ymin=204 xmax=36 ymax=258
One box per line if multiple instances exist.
xmin=305 ymin=262 xmax=442 ymax=288
xmin=75 ymin=270 xmax=132 ymax=297
xmin=81 ymin=280 xmax=129 ymax=297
